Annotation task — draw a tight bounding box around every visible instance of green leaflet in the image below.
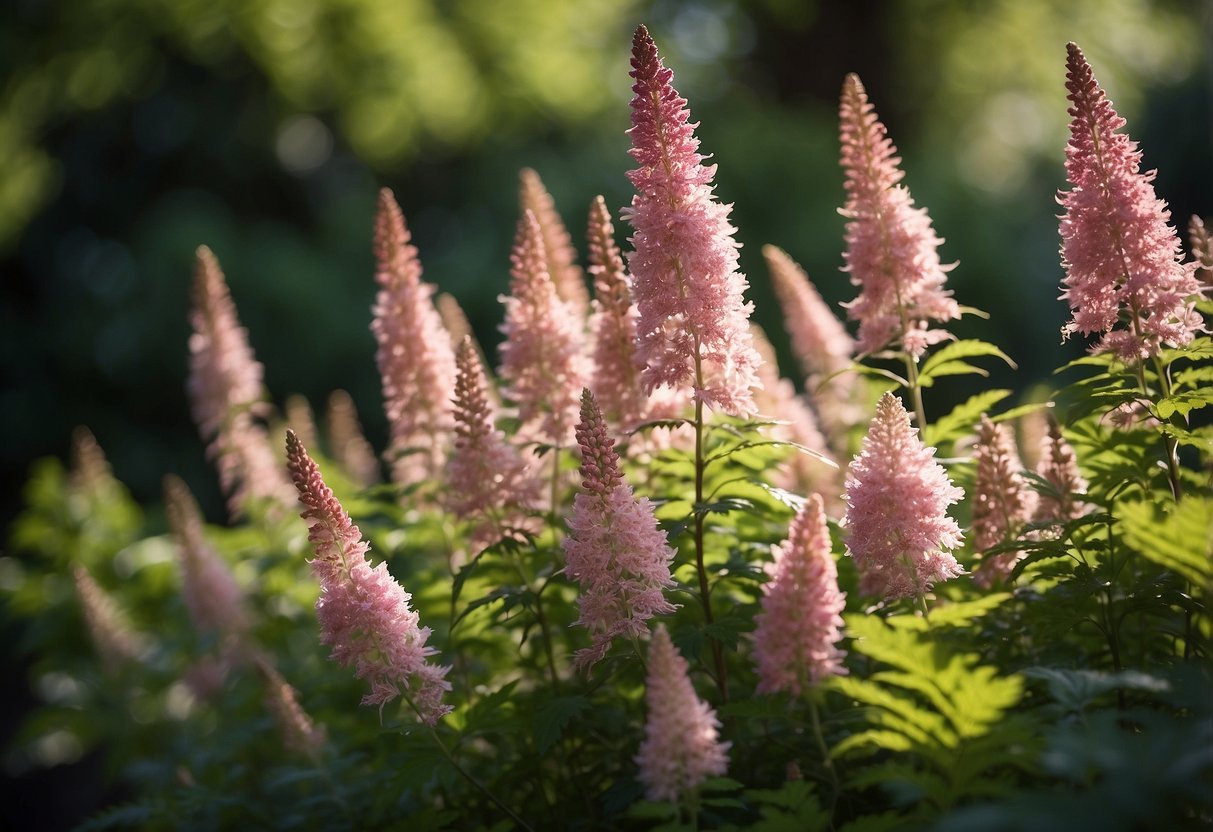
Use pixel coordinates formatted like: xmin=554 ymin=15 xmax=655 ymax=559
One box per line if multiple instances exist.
xmin=1118 ymin=497 xmax=1213 ymax=587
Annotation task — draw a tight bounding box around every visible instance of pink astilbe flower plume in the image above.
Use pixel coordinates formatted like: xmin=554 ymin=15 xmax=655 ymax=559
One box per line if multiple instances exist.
xmin=1188 ymin=215 xmax=1212 ymax=286
xmin=436 ymin=292 xmax=473 ymax=347
xmin=1058 ymin=44 xmax=1202 ymax=361
xmin=838 ymin=75 xmax=960 ymax=358
xmin=256 ymin=658 xmax=327 ymax=760
xmin=285 ymin=394 xmax=319 ymax=451
xmin=636 ymin=624 xmax=730 ymax=803
xmin=970 ymin=416 xmax=1038 ymax=587
xmin=624 ymin=25 xmax=761 ymax=415
xmin=72 ymin=565 xmax=150 ymax=673
xmin=164 ymin=474 xmax=252 ymax=644
xmin=498 ymin=209 xmax=589 ymax=446
xmin=446 ymin=338 xmax=543 ymax=550
xmin=68 ymin=426 xmax=114 ymax=494
xmin=843 ymin=392 xmax=964 ymax=601
xmin=286 ymin=430 xmax=451 ymax=725
xmin=1035 ymin=416 xmax=1091 ymax=523
xmin=325 ymin=390 xmax=381 ymax=489
xmin=520 ymin=168 xmax=590 ymax=318
xmin=563 ymin=389 xmax=677 ymax=671
xmin=187 ymin=247 xmax=294 ymax=518
xmin=371 ymin=188 xmax=458 ymax=488
xmin=752 ymin=494 xmax=847 ymax=696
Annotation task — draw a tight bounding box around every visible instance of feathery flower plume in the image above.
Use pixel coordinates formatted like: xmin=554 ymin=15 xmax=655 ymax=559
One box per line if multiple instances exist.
xmin=1189 ymin=215 xmax=1213 ymax=286
xmin=68 ymin=426 xmax=114 ymax=494
xmin=750 ymin=326 xmax=840 ymax=507
xmin=564 ymin=389 xmax=677 ymax=671
xmin=436 ymin=292 xmax=473 ymax=347
xmin=752 ymin=494 xmax=847 ymax=696
xmin=624 ymin=25 xmax=761 ymax=415
xmin=520 ymin=167 xmax=590 ymax=317
xmin=636 ymin=624 xmax=730 ymax=803
xmin=970 ymin=416 xmax=1038 ymax=587
xmin=371 ymin=188 xmax=458 ymax=488
xmin=257 ymin=659 xmax=327 ymax=759
xmin=498 ymin=209 xmax=589 ymax=446
xmin=72 ymin=565 xmax=149 ymax=672
xmin=838 ymin=75 xmax=960 ymax=358
xmin=1058 ymin=43 xmax=1202 ymax=361
xmin=587 ymin=194 xmax=648 ymax=430
xmin=286 ymin=430 xmax=451 ymax=724
xmin=325 ymin=390 xmax=380 ymax=488
xmin=843 ymin=392 xmax=964 ymax=601
xmin=284 ymin=394 xmax=319 ymax=451
xmin=446 ymin=338 xmax=543 ymax=550
xmin=187 ymin=247 xmax=293 ymax=517
xmin=164 ymin=475 xmax=252 ymax=643
xmin=1035 ymin=416 xmax=1090 ymax=523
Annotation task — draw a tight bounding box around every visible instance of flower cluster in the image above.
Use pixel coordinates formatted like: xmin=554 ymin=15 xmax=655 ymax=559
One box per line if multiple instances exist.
xmin=970 ymin=416 xmax=1037 ymax=587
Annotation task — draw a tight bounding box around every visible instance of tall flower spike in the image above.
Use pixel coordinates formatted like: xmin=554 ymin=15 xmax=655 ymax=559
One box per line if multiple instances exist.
xmin=1035 ymin=416 xmax=1090 ymax=523
xmin=764 ymin=245 xmax=860 ymax=446
xmin=970 ymin=416 xmax=1038 ymax=587
xmin=164 ymin=475 xmax=252 ymax=644
xmin=838 ymin=75 xmax=960 ymax=358
xmin=187 ymin=247 xmax=293 ymax=518
xmin=72 ymin=565 xmax=149 ymax=672
xmin=436 ymin=292 xmax=473 ymax=347
xmin=285 ymin=394 xmax=319 ymax=451
xmin=843 ymin=392 xmax=964 ymax=601
xmin=586 ymin=194 xmax=648 ymax=430
xmin=1058 ymin=44 xmax=1202 ymax=360
xmin=564 ymin=389 xmax=677 ymax=671
xmin=520 ymin=167 xmax=590 ymax=318
xmin=325 ymin=390 xmax=381 ymax=488
xmin=498 ymin=209 xmax=589 ymax=446
xmin=636 ymin=624 xmax=730 ymax=803
xmin=752 ymin=493 xmax=847 ymax=696
xmin=371 ymin=188 xmax=458 ymax=488
xmin=750 ymin=325 xmax=840 ymax=508
xmin=446 ymin=338 xmax=543 ymax=550
xmin=68 ymin=426 xmax=114 ymax=493
xmin=1189 ymin=215 xmax=1212 ymax=287
xmin=624 ymin=25 xmax=761 ymax=415
xmin=256 ymin=658 xmax=327 ymax=759
xmin=286 ymin=430 xmax=451 ymax=725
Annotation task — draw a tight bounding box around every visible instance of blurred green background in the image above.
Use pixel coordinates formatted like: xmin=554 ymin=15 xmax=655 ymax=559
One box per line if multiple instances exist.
xmin=2 ymin=0 xmax=1209 ymax=521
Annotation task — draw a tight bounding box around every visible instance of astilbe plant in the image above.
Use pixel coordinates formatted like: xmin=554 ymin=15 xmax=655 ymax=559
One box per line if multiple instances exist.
xmin=969 ymin=415 xmax=1038 ymax=587
xmin=519 ymin=167 xmax=591 ymax=319
xmin=1034 ymin=415 xmax=1090 ymax=523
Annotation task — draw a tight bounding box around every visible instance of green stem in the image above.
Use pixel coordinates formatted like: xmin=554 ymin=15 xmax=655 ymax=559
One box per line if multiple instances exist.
xmin=903 ymin=350 xmax=928 ymax=435
xmin=694 ymin=386 xmax=729 ymax=703
xmin=420 ymin=720 xmax=536 ymax=832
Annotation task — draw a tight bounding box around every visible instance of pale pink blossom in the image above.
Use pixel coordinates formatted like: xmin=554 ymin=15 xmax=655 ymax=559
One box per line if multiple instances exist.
xmin=257 ymin=658 xmax=327 ymax=759
xmin=970 ymin=416 xmax=1038 ymax=587
xmin=68 ymin=426 xmax=114 ymax=494
xmin=520 ymin=167 xmax=590 ymax=318
xmin=843 ymin=393 xmax=964 ymax=601
xmin=1190 ymin=215 xmax=1212 ymax=286
xmin=371 ymin=188 xmax=458 ymax=488
xmin=624 ymin=25 xmax=761 ymax=415
xmin=1035 ymin=417 xmax=1090 ymax=523
xmin=446 ymin=338 xmax=543 ymax=550
xmin=286 ymin=430 xmax=451 ymax=725
xmin=498 ymin=209 xmax=589 ymax=446
xmin=752 ymin=494 xmax=847 ymax=696
xmin=436 ymin=292 xmax=473 ymax=347
xmin=636 ymin=624 xmax=730 ymax=803
xmin=564 ymin=389 xmax=676 ymax=671
xmin=187 ymin=247 xmax=293 ymax=518
xmin=1059 ymin=43 xmax=1202 ymax=361
xmin=838 ymin=75 xmax=960 ymax=358
xmin=164 ymin=474 xmax=252 ymax=643
xmin=284 ymin=394 xmax=319 ymax=451
xmin=326 ymin=389 xmax=381 ymax=489
xmin=72 ymin=564 xmax=149 ymax=672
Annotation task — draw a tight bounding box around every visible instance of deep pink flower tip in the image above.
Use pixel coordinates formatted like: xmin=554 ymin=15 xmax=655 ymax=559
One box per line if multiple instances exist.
xmin=1035 ymin=416 xmax=1090 ymax=522
xmin=625 ymin=24 xmax=761 ymax=415
xmin=636 ymin=624 xmax=730 ymax=802
xmin=575 ymin=388 xmax=623 ymax=496
xmin=1059 ymin=44 xmax=1202 ymax=360
xmin=843 ymin=393 xmax=964 ymax=601
xmin=753 ymin=494 xmax=848 ymax=696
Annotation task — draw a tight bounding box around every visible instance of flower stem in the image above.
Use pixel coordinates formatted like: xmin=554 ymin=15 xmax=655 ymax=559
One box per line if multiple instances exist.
xmin=421 ymin=721 xmax=536 ymax=832
xmin=902 ymin=351 xmax=928 ymax=435
xmin=694 ymin=384 xmax=729 ymax=703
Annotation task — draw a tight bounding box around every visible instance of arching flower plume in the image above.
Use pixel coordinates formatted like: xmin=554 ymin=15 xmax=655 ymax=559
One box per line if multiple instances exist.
xmin=1034 ymin=416 xmax=1090 ymax=523
xmin=563 ymin=389 xmax=676 ymax=671
xmin=498 ymin=209 xmax=589 ymax=446
xmin=750 ymin=325 xmax=840 ymax=508
xmin=752 ymin=493 xmax=847 ymax=696
xmin=843 ymin=392 xmax=964 ymax=601
xmin=325 ymin=390 xmax=381 ymax=489
xmin=371 ymin=188 xmax=458 ymax=488
xmin=520 ymin=167 xmax=590 ymax=318
xmin=636 ymin=624 xmax=730 ymax=803
xmin=838 ymin=74 xmax=960 ymax=358
xmin=446 ymin=338 xmax=543 ymax=550
xmin=72 ymin=564 xmax=150 ymax=673
xmin=164 ymin=474 xmax=252 ymax=645
xmin=256 ymin=658 xmax=327 ymax=759
xmin=187 ymin=246 xmax=294 ymax=518
xmin=624 ymin=24 xmax=761 ymax=415
xmin=970 ymin=416 xmax=1037 ymax=587
xmin=1058 ymin=43 xmax=1202 ymax=361
xmin=286 ymin=430 xmax=451 ymax=725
